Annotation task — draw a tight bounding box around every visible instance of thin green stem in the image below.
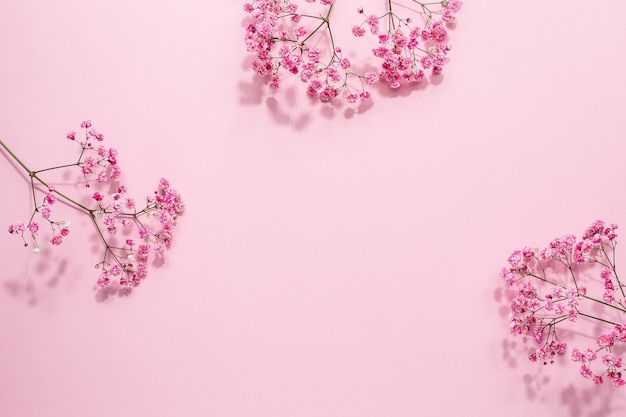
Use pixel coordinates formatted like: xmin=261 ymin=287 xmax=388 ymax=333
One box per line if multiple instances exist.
xmin=0 ymin=139 xmax=32 ymax=175
xmin=32 ymin=174 xmax=91 ymax=212
xmin=326 ymin=7 xmax=337 ymax=53
xmin=526 ymin=271 xmax=626 ymax=313
xmin=34 ymin=163 xmax=80 ymax=174
xmin=527 ymin=272 xmax=563 ymax=288
xmin=301 ymin=20 xmax=326 ymax=44
xmin=91 ymin=215 xmax=124 ymax=268
xmin=298 ymin=13 xmax=325 ymax=20
xmin=299 ymin=3 xmax=336 ymax=62
xmin=577 ymin=311 xmax=620 ymax=327
xmin=325 ymin=3 xmax=334 ymax=20
xmin=29 ymin=176 xmax=38 ymax=210
xmin=1 ymin=138 xmax=92 ymax=212
xmin=582 ymin=294 xmax=626 ymax=313
xmin=388 ymin=0 xmax=396 ymax=30
xmin=566 ymin=263 xmax=580 ymax=292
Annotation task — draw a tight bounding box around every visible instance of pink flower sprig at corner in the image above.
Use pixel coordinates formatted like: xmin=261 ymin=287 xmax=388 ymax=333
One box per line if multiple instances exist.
xmin=1 ymin=121 xmax=184 ymax=291
xmin=500 ymin=220 xmax=626 ymax=387
xmin=243 ymin=0 xmax=463 ymax=103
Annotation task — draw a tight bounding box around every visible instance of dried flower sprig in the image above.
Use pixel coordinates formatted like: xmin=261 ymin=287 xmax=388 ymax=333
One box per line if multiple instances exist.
xmin=500 ymin=220 xmax=626 ymax=387
xmin=2 ymin=120 xmax=184 ymax=291
xmin=243 ymin=0 xmax=463 ymax=103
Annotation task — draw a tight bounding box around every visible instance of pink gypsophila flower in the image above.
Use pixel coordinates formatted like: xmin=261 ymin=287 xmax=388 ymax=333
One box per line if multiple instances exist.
xmin=2 ymin=120 xmax=186 ymax=293
xmin=242 ymin=1 xmax=462 ymax=102
xmin=500 ymin=220 xmax=626 ymax=388
xmin=445 ymin=0 xmax=463 ymax=12
xmin=352 ymin=26 xmax=366 ymax=37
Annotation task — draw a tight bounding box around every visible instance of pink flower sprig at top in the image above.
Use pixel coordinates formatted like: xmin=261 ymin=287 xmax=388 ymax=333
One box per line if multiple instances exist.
xmin=1 ymin=121 xmax=184 ymax=291
xmin=244 ymin=0 xmax=463 ymax=103
xmin=500 ymin=220 xmax=626 ymax=387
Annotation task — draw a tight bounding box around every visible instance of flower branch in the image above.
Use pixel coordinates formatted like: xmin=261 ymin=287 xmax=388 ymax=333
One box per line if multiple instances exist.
xmin=243 ymin=0 xmax=463 ymax=103
xmin=500 ymin=220 xmax=626 ymax=387
xmin=4 ymin=120 xmax=185 ymax=291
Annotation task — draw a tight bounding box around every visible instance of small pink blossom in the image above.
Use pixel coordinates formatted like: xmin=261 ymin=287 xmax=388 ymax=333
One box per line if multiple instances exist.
xmin=307 ymin=79 xmax=322 ymax=94
xmin=136 ymin=262 xmax=148 ymax=277
xmin=602 ymin=354 xmax=622 ymax=368
xmin=345 ymin=94 xmax=358 ymax=104
xmin=125 ymin=197 xmax=136 ymax=210
xmin=41 ymin=206 xmax=51 ymax=219
xmin=445 ymin=0 xmax=463 ymax=12
xmin=8 ymin=221 xmax=25 ymax=234
xmin=597 ymin=332 xmax=616 ymax=348
xmin=294 ymin=25 xmax=307 ymax=38
xmin=365 ymin=15 xmax=379 ymax=34
xmin=137 ymin=244 xmax=150 ymax=259
xmin=28 ymin=222 xmax=39 ymax=235
xmin=580 ymin=365 xmax=593 ymax=379
xmin=97 ymin=275 xmax=111 ymax=287
xmin=110 ymin=165 xmax=121 ymax=179
xmin=352 ymin=26 xmax=365 ymax=37
xmin=307 ymin=48 xmax=321 ymax=63
xmin=154 ymin=243 xmax=167 ymax=257
xmin=319 ymin=86 xmax=338 ymax=103
xmin=364 ymin=72 xmax=378 ymax=85
xmin=120 ymin=276 xmax=140 ymax=289
xmin=103 ymin=214 xmax=117 ymax=233
xmin=108 ymin=264 xmax=122 ymax=276
xmin=442 ymin=9 xmax=455 ymax=22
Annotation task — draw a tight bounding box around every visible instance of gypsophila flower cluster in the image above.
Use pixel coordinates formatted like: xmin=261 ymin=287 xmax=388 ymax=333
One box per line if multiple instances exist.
xmin=2 ymin=121 xmax=185 ymax=291
xmin=500 ymin=220 xmax=626 ymax=387
xmin=243 ymin=0 xmax=462 ymax=103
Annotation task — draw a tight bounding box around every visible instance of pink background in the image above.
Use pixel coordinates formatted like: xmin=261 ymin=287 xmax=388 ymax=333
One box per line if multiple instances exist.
xmin=1 ymin=0 xmax=626 ymax=416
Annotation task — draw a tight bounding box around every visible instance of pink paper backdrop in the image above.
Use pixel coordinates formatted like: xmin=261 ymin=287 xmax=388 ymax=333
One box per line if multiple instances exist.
xmin=1 ymin=1 xmax=625 ymax=416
